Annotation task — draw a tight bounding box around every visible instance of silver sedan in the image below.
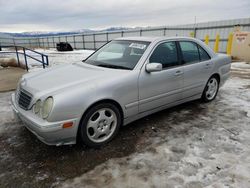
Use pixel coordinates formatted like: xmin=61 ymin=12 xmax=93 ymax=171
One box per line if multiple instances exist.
xmin=11 ymin=37 xmax=231 ymax=147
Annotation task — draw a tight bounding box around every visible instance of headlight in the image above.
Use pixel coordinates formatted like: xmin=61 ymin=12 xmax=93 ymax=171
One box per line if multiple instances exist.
xmin=42 ymin=97 xmax=53 ymax=119
xmin=33 ymin=99 xmax=41 ymax=114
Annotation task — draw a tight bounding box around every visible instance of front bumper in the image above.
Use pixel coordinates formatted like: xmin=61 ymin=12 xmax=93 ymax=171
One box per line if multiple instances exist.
xmin=11 ymin=93 xmax=79 ymax=146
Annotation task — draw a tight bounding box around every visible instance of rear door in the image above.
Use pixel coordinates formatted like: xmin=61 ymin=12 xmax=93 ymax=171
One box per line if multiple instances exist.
xmin=178 ymin=41 xmax=212 ymax=98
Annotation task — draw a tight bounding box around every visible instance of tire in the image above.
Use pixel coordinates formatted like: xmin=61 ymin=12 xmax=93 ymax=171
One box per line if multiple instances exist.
xmin=201 ymin=76 xmax=219 ymax=102
xmin=79 ymin=103 xmax=121 ymax=147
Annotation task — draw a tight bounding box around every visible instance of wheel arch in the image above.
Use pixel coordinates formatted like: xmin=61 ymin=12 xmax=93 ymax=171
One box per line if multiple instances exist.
xmin=201 ymin=73 xmax=221 ymax=102
xmin=76 ymin=99 xmax=124 ymax=142
xmin=210 ymin=73 xmax=221 ymax=84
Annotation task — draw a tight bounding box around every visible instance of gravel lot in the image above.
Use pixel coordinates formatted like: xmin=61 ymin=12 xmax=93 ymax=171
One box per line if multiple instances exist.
xmin=0 ymin=58 xmax=249 ymax=187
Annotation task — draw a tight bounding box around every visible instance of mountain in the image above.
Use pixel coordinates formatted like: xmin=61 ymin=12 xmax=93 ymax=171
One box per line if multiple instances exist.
xmin=0 ymin=32 xmax=12 ymax=38
xmin=1 ymin=27 xmax=135 ymax=38
xmin=2 ymin=29 xmax=94 ymax=37
xmin=100 ymin=27 xmax=132 ymax=32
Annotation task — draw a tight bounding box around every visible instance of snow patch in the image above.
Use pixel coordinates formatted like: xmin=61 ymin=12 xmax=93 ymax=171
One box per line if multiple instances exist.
xmin=231 ymin=62 xmax=250 ymax=69
xmin=1 ymin=48 xmax=94 ymax=71
xmin=0 ymin=92 xmax=20 ymax=135
xmin=59 ymin=76 xmax=250 ymax=188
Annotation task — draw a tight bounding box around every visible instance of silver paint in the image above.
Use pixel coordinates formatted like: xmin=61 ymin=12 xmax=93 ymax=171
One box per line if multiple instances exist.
xmin=11 ymin=37 xmax=231 ymax=145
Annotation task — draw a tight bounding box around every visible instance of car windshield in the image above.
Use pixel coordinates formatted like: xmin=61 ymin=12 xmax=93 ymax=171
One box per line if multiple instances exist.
xmin=84 ymin=40 xmax=150 ymax=70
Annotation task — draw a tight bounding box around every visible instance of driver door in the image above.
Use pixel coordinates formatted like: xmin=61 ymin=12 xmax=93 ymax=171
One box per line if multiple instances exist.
xmin=138 ymin=41 xmax=184 ymax=113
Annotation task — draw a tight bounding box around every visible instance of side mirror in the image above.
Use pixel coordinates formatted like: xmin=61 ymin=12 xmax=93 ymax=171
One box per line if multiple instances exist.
xmin=146 ymin=63 xmax=162 ymax=73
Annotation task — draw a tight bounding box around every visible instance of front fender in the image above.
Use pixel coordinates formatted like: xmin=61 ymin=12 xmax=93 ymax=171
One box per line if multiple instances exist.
xmin=47 ymin=71 xmax=139 ymax=123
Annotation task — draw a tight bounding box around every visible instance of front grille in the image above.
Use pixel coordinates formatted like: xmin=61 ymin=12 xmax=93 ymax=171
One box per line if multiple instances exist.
xmin=18 ymin=89 xmax=32 ymax=110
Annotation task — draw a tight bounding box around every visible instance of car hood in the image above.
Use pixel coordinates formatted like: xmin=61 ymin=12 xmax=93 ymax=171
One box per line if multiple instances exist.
xmin=22 ymin=63 xmax=128 ymax=95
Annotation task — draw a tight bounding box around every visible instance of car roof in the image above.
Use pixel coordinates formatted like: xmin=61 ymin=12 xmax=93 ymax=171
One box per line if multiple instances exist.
xmin=114 ymin=36 xmax=216 ymax=58
xmin=114 ymin=36 xmax=197 ymax=42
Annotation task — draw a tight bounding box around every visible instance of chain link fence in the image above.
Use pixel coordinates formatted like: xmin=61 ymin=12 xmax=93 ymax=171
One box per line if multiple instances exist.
xmin=1 ymin=18 xmax=250 ymax=53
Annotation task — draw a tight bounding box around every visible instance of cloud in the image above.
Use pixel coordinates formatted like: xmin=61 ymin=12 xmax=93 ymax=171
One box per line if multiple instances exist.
xmin=0 ymin=0 xmax=249 ymax=32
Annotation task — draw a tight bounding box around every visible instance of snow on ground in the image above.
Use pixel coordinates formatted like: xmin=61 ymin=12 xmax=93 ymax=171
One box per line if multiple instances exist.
xmin=0 ymin=51 xmax=250 ymax=187
xmin=231 ymin=62 xmax=250 ymax=79
xmin=231 ymin=62 xmax=250 ymax=74
xmin=231 ymin=62 xmax=250 ymax=69
xmin=59 ymin=76 xmax=250 ymax=188
xmin=0 ymin=92 xmax=18 ymax=135
xmin=0 ymin=48 xmax=94 ymax=71
xmin=30 ymin=48 xmax=94 ymax=66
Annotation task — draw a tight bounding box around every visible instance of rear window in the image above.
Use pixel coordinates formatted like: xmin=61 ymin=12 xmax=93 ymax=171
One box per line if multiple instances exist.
xmin=198 ymin=45 xmax=211 ymax=61
xmin=179 ymin=41 xmax=211 ymax=64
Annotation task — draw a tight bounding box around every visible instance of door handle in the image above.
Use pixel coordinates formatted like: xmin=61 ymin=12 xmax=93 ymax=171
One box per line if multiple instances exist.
xmin=174 ymin=70 xmax=183 ymax=76
xmin=205 ymin=63 xmax=211 ymax=69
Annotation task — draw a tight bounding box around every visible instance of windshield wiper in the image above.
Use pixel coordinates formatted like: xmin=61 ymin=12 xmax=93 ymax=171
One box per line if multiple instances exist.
xmin=97 ymin=64 xmax=131 ymax=70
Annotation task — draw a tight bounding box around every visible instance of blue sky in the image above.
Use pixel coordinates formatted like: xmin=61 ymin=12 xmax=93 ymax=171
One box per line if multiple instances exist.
xmin=0 ymin=0 xmax=249 ymax=32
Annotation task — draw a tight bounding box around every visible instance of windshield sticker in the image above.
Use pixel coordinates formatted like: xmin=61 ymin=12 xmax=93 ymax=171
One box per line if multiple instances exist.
xmin=129 ymin=43 xmax=146 ymax=50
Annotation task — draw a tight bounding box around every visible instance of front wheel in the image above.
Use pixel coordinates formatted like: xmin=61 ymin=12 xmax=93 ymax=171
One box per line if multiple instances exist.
xmin=201 ymin=76 xmax=219 ymax=102
xmin=79 ymin=103 xmax=121 ymax=147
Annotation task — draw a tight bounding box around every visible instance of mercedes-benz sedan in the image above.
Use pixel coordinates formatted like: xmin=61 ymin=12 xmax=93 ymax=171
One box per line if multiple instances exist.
xmin=11 ymin=37 xmax=231 ymax=147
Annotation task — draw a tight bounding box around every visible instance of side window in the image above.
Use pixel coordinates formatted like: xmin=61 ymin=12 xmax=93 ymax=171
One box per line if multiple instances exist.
xmin=198 ymin=45 xmax=210 ymax=61
xmin=149 ymin=42 xmax=178 ymax=68
xmin=179 ymin=41 xmax=199 ymax=64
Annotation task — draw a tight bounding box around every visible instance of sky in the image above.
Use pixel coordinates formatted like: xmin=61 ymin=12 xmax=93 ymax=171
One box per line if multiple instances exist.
xmin=0 ymin=0 xmax=250 ymax=33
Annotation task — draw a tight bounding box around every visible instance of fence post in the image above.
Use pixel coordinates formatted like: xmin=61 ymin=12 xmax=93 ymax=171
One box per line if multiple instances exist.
xmin=106 ymin=33 xmax=109 ymax=42
xmin=15 ymin=46 xmax=20 ymax=67
xmin=23 ymin=48 xmax=29 ymax=71
xmin=43 ymin=38 xmax=45 ymax=48
xmin=163 ymin=28 xmax=166 ymax=36
xmin=226 ymin=33 xmax=233 ymax=55
xmin=29 ymin=39 xmax=32 ymax=48
xmin=52 ymin=37 xmax=55 ymax=48
xmin=214 ymin=34 xmax=220 ymax=53
xmin=204 ymin=35 xmax=209 ymax=45
xmin=12 ymin=38 xmax=16 ymax=46
xmin=93 ymin=34 xmax=96 ymax=50
xmin=73 ymin=35 xmax=76 ymax=49
xmin=193 ymin=27 xmax=197 ymax=38
xmin=38 ymin=38 xmax=40 ymax=48
xmin=82 ymin=35 xmax=85 ymax=49
xmin=46 ymin=37 xmax=49 ymax=48
xmin=46 ymin=55 xmax=49 ymax=66
xmin=42 ymin=55 xmax=45 ymax=69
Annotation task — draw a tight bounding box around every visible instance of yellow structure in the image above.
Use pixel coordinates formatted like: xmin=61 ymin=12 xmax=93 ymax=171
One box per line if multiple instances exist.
xmin=190 ymin=32 xmax=195 ymax=38
xmin=214 ymin=34 xmax=220 ymax=53
xmin=231 ymin=32 xmax=250 ymax=62
xmin=204 ymin=35 xmax=209 ymax=45
xmin=226 ymin=33 xmax=233 ymax=55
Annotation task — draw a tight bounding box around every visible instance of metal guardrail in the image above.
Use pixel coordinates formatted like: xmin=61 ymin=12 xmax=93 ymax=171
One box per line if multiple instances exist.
xmin=0 ymin=46 xmax=49 ymax=71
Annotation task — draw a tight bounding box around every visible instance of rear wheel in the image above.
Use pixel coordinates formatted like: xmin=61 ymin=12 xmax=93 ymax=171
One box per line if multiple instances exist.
xmin=79 ymin=103 xmax=121 ymax=147
xmin=201 ymin=76 xmax=219 ymax=102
